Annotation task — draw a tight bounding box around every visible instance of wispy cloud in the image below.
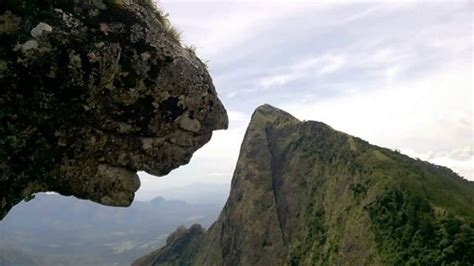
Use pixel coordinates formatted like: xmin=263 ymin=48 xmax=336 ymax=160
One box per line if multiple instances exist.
xmin=258 ymin=53 xmax=347 ymax=89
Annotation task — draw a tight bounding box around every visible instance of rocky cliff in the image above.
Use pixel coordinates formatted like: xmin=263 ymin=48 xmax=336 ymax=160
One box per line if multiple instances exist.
xmin=0 ymin=0 xmax=228 ymax=219
xmin=134 ymin=104 xmax=474 ymax=265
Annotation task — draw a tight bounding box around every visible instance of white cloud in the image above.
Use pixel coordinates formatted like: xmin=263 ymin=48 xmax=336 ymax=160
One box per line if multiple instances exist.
xmin=259 ymin=73 xmax=301 ymax=89
xmin=257 ymin=53 xmax=347 ymax=88
xmin=251 ymin=5 xmax=471 ymax=96
xmin=158 ymin=1 xmax=329 ymax=62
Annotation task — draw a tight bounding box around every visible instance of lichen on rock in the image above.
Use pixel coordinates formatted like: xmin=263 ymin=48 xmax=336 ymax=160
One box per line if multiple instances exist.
xmin=0 ymin=0 xmax=228 ymax=219
xmin=30 ymin=22 xmax=53 ymax=38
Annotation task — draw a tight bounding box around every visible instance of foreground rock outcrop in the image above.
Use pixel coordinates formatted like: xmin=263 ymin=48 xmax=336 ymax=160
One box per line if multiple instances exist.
xmin=0 ymin=0 xmax=228 ymax=219
xmin=135 ymin=105 xmax=474 ymax=265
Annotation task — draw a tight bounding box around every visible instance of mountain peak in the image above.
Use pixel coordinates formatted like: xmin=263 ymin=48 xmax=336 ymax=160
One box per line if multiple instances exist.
xmin=254 ymin=103 xmax=282 ymax=112
xmin=135 ymin=106 xmax=474 ymax=266
xmin=248 ymin=104 xmax=300 ymax=131
xmin=254 ymin=104 xmax=298 ymax=119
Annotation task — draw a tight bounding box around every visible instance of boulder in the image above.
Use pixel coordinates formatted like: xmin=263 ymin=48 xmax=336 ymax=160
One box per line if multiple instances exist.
xmin=0 ymin=0 xmax=228 ymax=219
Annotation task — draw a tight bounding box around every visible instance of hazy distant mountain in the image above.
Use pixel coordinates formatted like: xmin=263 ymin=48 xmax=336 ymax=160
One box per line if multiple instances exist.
xmin=135 ymin=105 xmax=474 ymax=265
xmin=0 ymin=193 xmax=222 ymax=265
xmin=145 ymin=183 xmax=230 ymax=206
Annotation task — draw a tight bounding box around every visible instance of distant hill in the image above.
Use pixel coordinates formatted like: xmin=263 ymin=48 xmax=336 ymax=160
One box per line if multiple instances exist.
xmin=140 ymin=183 xmax=230 ymax=207
xmin=135 ymin=104 xmax=474 ymax=265
xmin=0 ymin=193 xmax=222 ymax=266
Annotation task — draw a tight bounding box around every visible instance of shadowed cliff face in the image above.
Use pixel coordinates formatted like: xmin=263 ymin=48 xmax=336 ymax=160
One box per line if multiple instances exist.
xmin=0 ymin=0 xmax=228 ymax=219
xmin=134 ymin=105 xmax=474 ymax=266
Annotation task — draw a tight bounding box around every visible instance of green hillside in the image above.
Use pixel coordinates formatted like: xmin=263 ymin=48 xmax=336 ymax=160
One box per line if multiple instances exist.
xmin=136 ymin=104 xmax=473 ymax=265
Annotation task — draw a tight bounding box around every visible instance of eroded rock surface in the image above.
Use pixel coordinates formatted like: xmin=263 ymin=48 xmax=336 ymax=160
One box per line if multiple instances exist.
xmin=0 ymin=0 xmax=228 ymax=219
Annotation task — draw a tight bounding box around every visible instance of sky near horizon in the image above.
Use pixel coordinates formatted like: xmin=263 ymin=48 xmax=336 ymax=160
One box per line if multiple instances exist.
xmin=136 ymin=0 xmax=473 ymax=201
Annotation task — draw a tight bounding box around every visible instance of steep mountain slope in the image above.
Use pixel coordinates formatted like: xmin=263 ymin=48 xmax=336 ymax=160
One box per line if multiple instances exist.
xmin=134 ymin=104 xmax=474 ymax=265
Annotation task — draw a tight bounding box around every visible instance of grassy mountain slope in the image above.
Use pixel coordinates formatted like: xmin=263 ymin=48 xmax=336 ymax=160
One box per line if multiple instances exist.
xmin=134 ymin=104 xmax=474 ymax=265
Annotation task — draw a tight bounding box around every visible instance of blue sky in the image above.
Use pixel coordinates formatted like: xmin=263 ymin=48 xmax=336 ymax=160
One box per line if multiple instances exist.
xmin=137 ymin=0 xmax=473 ymax=201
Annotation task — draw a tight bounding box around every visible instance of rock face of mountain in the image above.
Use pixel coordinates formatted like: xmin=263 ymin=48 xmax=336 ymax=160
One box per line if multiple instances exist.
xmin=134 ymin=104 xmax=474 ymax=265
xmin=0 ymin=0 xmax=227 ymax=219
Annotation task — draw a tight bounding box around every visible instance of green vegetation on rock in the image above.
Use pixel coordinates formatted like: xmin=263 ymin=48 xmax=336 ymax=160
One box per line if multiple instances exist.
xmin=368 ymin=188 xmax=474 ymax=265
xmin=134 ymin=104 xmax=473 ymax=266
